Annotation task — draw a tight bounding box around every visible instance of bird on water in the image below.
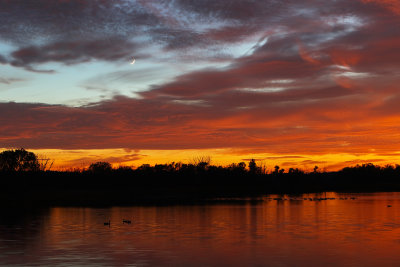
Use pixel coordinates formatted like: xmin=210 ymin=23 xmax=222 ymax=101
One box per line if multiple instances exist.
xmin=123 ymin=219 xmax=132 ymax=224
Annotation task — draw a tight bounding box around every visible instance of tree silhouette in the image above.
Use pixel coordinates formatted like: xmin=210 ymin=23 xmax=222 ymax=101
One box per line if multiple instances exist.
xmin=313 ymin=165 xmax=319 ymax=173
xmin=273 ymin=165 xmax=285 ymax=174
xmin=0 ymin=148 xmax=40 ymax=172
xmin=88 ymin=161 xmax=112 ymax=173
xmin=249 ymin=159 xmax=261 ymax=174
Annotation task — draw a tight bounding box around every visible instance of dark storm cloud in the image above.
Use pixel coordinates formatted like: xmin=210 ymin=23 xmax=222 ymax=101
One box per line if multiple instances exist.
xmin=9 ymin=38 xmax=141 ymax=69
xmin=1 ymin=0 xmax=396 ymax=70
xmin=0 ymin=0 xmax=369 ymax=69
xmin=0 ymin=0 xmax=159 ymax=43
xmin=0 ymin=0 xmax=210 ymax=60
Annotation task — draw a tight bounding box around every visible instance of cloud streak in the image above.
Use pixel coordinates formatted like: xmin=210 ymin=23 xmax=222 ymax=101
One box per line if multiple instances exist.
xmin=7 ymin=38 xmax=141 ymax=72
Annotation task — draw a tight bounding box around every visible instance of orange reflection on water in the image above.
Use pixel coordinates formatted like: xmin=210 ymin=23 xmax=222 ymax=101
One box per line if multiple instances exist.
xmin=2 ymin=192 xmax=400 ymax=266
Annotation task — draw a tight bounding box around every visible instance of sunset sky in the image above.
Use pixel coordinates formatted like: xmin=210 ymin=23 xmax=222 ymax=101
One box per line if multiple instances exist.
xmin=1 ymin=0 xmax=400 ymax=170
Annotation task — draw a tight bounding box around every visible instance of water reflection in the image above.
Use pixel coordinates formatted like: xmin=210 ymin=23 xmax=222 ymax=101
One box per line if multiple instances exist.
xmin=1 ymin=192 xmax=400 ymax=266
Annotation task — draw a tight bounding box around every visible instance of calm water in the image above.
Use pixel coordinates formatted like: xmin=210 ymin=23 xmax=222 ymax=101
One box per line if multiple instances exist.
xmin=1 ymin=192 xmax=400 ymax=266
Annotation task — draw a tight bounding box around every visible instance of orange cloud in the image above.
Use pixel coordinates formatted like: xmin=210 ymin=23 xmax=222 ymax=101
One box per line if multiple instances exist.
xmin=297 ymin=41 xmax=320 ymax=65
xmin=361 ymin=0 xmax=400 ymax=15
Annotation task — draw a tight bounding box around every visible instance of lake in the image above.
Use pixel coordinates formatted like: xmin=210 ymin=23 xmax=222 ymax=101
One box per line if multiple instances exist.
xmin=1 ymin=192 xmax=400 ymax=266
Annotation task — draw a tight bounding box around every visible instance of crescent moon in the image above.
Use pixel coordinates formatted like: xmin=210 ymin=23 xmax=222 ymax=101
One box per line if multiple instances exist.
xmin=130 ymin=58 xmax=136 ymax=65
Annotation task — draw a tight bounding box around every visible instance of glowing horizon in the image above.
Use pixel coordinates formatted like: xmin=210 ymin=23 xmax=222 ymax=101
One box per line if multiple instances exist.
xmin=2 ymin=148 xmax=398 ymax=172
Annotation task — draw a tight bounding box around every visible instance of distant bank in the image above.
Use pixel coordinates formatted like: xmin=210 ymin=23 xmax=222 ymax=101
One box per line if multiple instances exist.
xmin=2 ymin=162 xmax=400 ymax=207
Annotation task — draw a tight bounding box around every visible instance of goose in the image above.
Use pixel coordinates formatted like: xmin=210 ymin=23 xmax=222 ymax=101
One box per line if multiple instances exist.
xmin=123 ymin=219 xmax=132 ymax=224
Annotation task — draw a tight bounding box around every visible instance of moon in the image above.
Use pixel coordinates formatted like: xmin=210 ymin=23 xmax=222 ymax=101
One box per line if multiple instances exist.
xmin=130 ymin=57 xmax=136 ymax=65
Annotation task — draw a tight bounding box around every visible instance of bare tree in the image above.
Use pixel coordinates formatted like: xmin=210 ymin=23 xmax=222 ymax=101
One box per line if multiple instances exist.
xmin=37 ymin=154 xmax=54 ymax=171
xmin=191 ymin=156 xmax=211 ymax=166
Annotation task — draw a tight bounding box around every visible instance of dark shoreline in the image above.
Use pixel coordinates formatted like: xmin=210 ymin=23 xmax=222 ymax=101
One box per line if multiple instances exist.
xmin=2 ymin=184 xmax=400 ymax=207
xmin=2 ymin=162 xmax=400 ymax=207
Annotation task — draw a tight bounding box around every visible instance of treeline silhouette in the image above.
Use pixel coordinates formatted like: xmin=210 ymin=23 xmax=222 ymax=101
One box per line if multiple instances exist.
xmin=2 ymin=149 xmax=400 ymax=206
